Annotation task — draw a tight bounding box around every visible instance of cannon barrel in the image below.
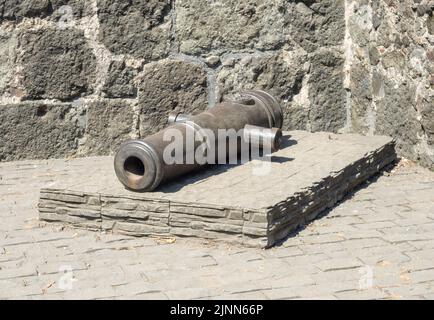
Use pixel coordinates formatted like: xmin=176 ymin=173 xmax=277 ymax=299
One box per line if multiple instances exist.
xmin=114 ymin=90 xmax=283 ymax=192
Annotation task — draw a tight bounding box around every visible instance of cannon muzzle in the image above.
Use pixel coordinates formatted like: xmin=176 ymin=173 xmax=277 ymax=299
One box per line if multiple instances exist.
xmin=114 ymin=90 xmax=283 ymax=192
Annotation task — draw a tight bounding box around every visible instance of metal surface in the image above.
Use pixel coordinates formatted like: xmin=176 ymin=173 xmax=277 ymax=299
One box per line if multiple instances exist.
xmin=114 ymin=90 xmax=284 ymax=192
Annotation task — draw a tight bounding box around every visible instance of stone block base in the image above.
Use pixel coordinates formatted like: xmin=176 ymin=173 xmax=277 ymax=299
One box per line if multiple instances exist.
xmin=38 ymin=131 xmax=397 ymax=248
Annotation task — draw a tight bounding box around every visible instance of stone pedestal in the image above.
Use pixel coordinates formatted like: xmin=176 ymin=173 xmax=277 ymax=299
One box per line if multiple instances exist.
xmin=38 ymin=131 xmax=396 ymax=248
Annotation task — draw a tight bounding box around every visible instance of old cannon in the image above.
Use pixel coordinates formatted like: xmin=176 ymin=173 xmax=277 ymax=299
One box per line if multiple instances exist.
xmin=114 ymin=90 xmax=284 ymax=192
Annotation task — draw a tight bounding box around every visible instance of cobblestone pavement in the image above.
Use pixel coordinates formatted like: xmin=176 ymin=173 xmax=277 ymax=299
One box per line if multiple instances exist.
xmin=1 ymin=157 xmax=434 ymax=300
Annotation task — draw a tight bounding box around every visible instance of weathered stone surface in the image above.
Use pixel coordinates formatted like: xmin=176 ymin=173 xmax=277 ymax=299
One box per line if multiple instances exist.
xmin=110 ymin=222 xmax=170 ymax=236
xmin=0 ymin=0 xmax=90 ymax=20
xmin=308 ymin=50 xmax=346 ymax=132
xmin=38 ymin=131 xmax=397 ymax=247
xmin=176 ymin=0 xmax=290 ymax=55
xmin=0 ymin=103 xmax=84 ymax=161
xmin=176 ymin=0 xmax=345 ymax=55
xmin=418 ymin=97 xmax=434 ymax=170
xmin=0 ymin=27 xmax=16 ymax=97
xmin=217 ymin=50 xmax=306 ymax=103
xmin=217 ymin=50 xmax=309 ymax=130
xmin=428 ymin=14 xmax=434 ymax=35
xmin=347 ymin=2 xmax=372 ymax=48
xmin=287 ymin=0 xmax=345 ymax=51
xmin=376 ymin=82 xmax=423 ymax=162
xmin=81 ymin=100 xmax=136 ymax=156
xmin=17 ymin=27 xmax=96 ymax=101
xmin=101 ymin=196 xmax=169 ymax=228
xmin=97 ymin=0 xmax=172 ymax=60
xmin=0 ymin=0 xmax=52 ymax=20
xmin=102 ymin=59 xmax=140 ymax=98
xmin=346 ymin=0 xmax=434 ymax=170
xmin=349 ymin=61 xmax=373 ymax=134
xmin=38 ymin=189 xmax=102 ymax=230
xmin=421 ymin=101 xmax=434 ymax=146
xmin=137 ymin=59 xmax=208 ymax=136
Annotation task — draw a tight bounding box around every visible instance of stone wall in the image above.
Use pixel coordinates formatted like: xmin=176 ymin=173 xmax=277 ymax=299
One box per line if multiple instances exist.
xmin=345 ymin=0 xmax=434 ymax=170
xmin=0 ymin=0 xmax=432 ymax=170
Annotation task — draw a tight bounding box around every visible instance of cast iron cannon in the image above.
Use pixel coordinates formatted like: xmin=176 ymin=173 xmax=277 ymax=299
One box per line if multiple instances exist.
xmin=114 ymin=90 xmax=284 ymax=191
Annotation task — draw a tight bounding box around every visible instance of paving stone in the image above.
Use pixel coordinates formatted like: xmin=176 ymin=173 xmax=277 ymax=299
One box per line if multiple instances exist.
xmin=382 ymin=283 xmax=434 ymax=299
xmin=300 ymin=242 xmax=345 ymax=255
xmin=383 ymin=233 xmax=434 ymax=244
xmin=295 ymin=295 xmax=338 ymax=300
xmin=0 ymin=265 xmax=37 ymax=280
xmin=357 ymin=251 xmax=412 ymax=266
xmin=210 ymin=291 xmax=269 ymax=300
xmin=352 ymin=221 xmax=398 ymax=230
xmin=298 ymin=234 xmax=345 ymax=245
xmin=341 ymin=238 xmax=390 ymax=250
xmin=274 ymin=281 xmax=359 ymax=299
xmin=115 ymin=292 xmax=169 ymax=300
xmin=267 ymin=275 xmax=316 ymax=290
xmin=409 ymin=240 xmax=434 ymax=250
xmin=263 ymin=247 xmax=304 ymax=258
xmin=62 ymin=286 xmax=118 ymax=300
xmin=261 ymin=288 xmax=300 ymax=300
xmin=281 ymin=253 xmax=330 ymax=267
xmin=404 ymin=249 xmax=434 ymax=262
xmin=333 ymin=288 xmax=390 ymax=300
xmin=165 ymin=287 xmax=222 ymax=300
xmin=111 ymin=282 xmax=164 ymax=297
xmin=315 ymin=258 xmax=363 ymax=272
xmin=312 ymin=269 xmax=365 ymax=284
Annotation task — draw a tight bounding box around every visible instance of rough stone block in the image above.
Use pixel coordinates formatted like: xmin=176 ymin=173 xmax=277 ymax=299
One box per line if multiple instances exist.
xmin=308 ymin=50 xmax=346 ymax=132
xmin=176 ymin=0 xmax=344 ymax=55
xmin=38 ymin=131 xmax=397 ymax=248
xmin=111 ymin=222 xmax=170 ymax=236
xmin=217 ymin=48 xmax=343 ymax=133
xmin=17 ymin=27 xmax=96 ymax=101
xmin=217 ymin=50 xmax=307 ymax=121
xmin=102 ymin=59 xmax=140 ymax=98
xmin=287 ymin=0 xmax=345 ymax=51
xmin=1 ymin=0 xmax=52 ymax=20
xmin=82 ymin=100 xmax=136 ymax=156
xmin=39 ymin=211 xmax=101 ymax=230
xmin=38 ymin=189 xmax=101 ymax=230
xmin=176 ymin=0 xmax=291 ymax=55
xmin=420 ymin=100 xmax=434 ymax=147
xmin=97 ymin=0 xmax=172 ymax=60
xmin=0 ymin=27 xmax=16 ymax=97
xmin=137 ymin=59 xmax=208 ymax=136
xmin=0 ymin=103 xmax=84 ymax=161
xmin=345 ymin=0 xmax=434 ymax=171
xmin=349 ymin=62 xmax=373 ymax=134
xmin=375 ymin=81 xmax=424 ymax=163
xmin=0 ymin=0 xmax=90 ymax=20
